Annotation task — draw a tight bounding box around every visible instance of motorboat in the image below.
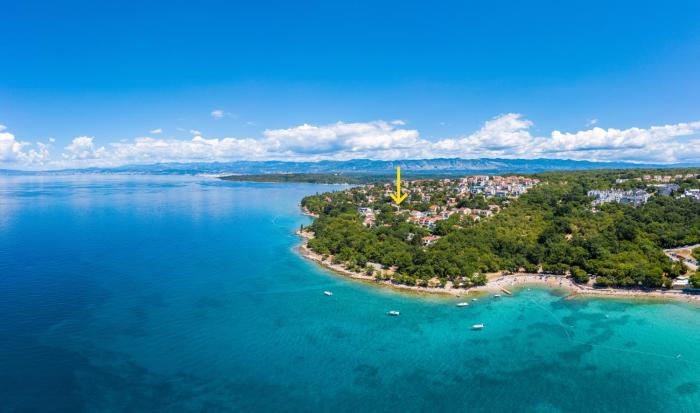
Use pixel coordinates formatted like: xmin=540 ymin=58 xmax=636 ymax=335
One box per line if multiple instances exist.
xmin=323 ymin=291 xmax=333 ymax=296
xmin=387 ymin=310 xmax=400 ymax=316
xmin=456 ymin=302 xmax=469 ymax=307
xmin=471 ymin=324 xmax=484 ymax=330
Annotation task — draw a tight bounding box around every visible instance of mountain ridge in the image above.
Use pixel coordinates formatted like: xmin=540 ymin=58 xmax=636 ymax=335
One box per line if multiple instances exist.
xmin=2 ymin=158 xmax=699 ymax=175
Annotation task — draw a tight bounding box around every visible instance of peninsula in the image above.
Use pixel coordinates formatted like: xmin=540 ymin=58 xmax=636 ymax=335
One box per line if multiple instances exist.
xmin=298 ymin=168 xmax=700 ymax=300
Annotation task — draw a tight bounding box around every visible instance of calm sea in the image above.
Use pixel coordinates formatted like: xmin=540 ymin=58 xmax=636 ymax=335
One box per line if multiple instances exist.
xmin=0 ymin=175 xmax=698 ymax=412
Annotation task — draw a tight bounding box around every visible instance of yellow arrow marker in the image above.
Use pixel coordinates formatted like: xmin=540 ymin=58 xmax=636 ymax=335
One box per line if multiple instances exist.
xmin=390 ymin=167 xmax=408 ymax=205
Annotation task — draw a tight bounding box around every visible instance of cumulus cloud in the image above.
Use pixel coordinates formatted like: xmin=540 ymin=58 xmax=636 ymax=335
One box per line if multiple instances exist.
xmin=0 ymin=128 xmax=51 ymax=165
xmin=63 ymin=136 xmax=107 ymax=160
xmin=0 ymin=130 xmax=27 ymax=162
xmin=432 ymin=113 xmax=534 ymax=155
xmin=150 ymin=128 xmax=163 ymax=134
xmin=25 ymin=142 xmax=51 ymax=164
xmin=2 ymin=115 xmax=700 ymax=170
xmin=263 ymin=120 xmax=420 ymax=155
xmin=421 ymin=114 xmax=700 ymax=163
xmin=189 ymin=129 xmax=202 ymax=136
xmin=532 ymin=121 xmax=700 ymax=162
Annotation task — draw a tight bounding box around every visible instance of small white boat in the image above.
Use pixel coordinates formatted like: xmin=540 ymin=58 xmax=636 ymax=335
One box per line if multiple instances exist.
xmin=456 ymin=302 xmax=469 ymax=307
xmin=494 ymin=294 xmax=502 ymax=298
xmin=323 ymin=291 xmax=333 ymax=296
xmin=471 ymin=324 xmax=484 ymax=330
xmin=387 ymin=310 xmax=400 ymax=316
xmin=471 ymin=298 xmax=477 ymax=301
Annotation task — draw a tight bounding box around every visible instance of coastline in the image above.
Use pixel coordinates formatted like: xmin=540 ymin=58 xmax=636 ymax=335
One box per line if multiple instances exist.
xmin=301 ymin=206 xmax=319 ymax=218
xmin=296 ymin=229 xmax=700 ymax=303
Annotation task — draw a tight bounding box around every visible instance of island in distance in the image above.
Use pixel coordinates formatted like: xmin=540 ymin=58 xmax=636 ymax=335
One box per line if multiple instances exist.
xmin=280 ymin=168 xmax=700 ymax=301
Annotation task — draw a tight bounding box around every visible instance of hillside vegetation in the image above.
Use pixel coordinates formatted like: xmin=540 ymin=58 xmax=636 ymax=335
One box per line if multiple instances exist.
xmin=301 ymin=169 xmax=700 ymax=289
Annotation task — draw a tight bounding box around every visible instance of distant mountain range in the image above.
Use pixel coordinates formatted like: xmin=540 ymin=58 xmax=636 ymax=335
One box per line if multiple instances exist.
xmin=2 ymin=158 xmax=699 ymax=176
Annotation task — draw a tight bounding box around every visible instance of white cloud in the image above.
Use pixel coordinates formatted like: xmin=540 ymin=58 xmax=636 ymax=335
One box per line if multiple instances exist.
xmin=535 ymin=121 xmax=700 ymax=162
xmin=189 ymin=129 xmax=202 ymax=136
xmin=0 ymin=129 xmax=51 ymax=165
xmin=63 ymin=136 xmax=107 ymax=160
xmin=426 ymin=115 xmax=700 ymax=163
xmin=432 ymin=113 xmax=534 ymax=154
xmin=49 ymin=137 xmax=56 ymax=142
xmin=263 ymin=120 xmax=420 ymax=156
xmin=25 ymin=142 xmax=51 ymax=164
xmin=0 ymin=131 xmax=27 ymax=162
xmin=587 ymin=118 xmax=598 ymax=127
xmin=108 ymin=136 xmax=266 ymax=164
xmin=150 ymin=128 xmax=163 ymax=134
xmin=0 ymin=124 xmax=6 ymax=132
xmin=2 ymin=115 xmax=700 ymax=170
xmin=211 ymin=109 xmax=239 ymax=120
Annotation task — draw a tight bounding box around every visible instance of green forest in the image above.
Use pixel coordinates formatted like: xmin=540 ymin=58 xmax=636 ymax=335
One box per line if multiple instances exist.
xmin=301 ymin=169 xmax=700 ymax=290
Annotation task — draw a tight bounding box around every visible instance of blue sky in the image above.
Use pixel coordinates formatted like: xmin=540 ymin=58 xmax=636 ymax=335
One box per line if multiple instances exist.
xmin=1 ymin=0 xmax=700 ymax=168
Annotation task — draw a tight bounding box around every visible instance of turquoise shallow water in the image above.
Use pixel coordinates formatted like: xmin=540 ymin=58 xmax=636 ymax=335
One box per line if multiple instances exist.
xmin=0 ymin=175 xmax=698 ymax=412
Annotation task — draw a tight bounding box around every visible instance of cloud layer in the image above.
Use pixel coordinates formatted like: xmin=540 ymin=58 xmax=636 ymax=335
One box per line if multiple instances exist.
xmin=1 ymin=114 xmax=700 ymax=170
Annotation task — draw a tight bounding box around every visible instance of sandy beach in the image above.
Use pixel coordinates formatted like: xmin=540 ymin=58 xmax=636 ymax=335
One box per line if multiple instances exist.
xmin=296 ymin=230 xmax=700 ymax=303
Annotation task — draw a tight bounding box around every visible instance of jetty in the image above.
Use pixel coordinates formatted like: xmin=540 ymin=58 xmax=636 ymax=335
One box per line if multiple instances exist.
xmin=500 ymin=288 xmax=512 ymax=296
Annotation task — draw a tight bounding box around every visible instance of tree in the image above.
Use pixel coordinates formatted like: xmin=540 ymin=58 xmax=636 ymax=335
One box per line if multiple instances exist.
xmin=691 ymin=273 xmax=700 ymax=288
xmin=571 ymin=267 xmax=589 ymax=284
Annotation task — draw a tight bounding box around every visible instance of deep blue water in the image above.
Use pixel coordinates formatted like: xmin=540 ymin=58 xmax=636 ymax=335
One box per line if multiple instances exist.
xmin=0 ymin=175 xmax=699 ymax=413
